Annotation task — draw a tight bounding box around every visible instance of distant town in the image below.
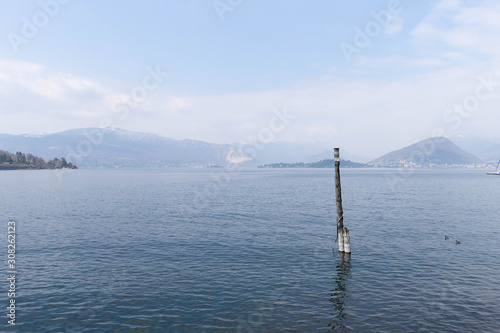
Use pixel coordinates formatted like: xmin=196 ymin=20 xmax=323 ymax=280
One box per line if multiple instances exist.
xmin=261 ymin=137 xmax=495 ymax=169
xmin=259 ymin=160 xmax=490 ymax=169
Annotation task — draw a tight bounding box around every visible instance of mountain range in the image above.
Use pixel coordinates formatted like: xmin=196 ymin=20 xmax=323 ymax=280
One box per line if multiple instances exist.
xmin=0 ymin=128 xmax=249 ymax=168
xmin=0 ymin=128 xmax=369 ymax=168
xmin=449 ymin=135 xmax=500 ymax=162
xmin=0 ymin=128 xmax=498 ymax=168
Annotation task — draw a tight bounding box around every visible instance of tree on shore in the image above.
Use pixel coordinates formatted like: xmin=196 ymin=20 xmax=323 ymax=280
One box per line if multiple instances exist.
xmin=0 ymin=149 xmax=78 ymax=170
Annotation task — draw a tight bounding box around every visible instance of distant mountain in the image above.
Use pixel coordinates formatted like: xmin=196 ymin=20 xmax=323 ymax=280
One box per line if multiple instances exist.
xmin=369 ymin=137 xmax=484 ymax=167
xmin=0 ymin=128 xmax=249 ymax=168
xmin=449 ymin=135 xmax=500 ymax=162
xmin=476 ymin=144 xmax=500 ymax=163
xmin=259 ymin=159 xmax=366 ymax=168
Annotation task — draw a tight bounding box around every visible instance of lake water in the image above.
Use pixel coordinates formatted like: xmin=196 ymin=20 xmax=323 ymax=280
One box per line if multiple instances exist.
xmin=1 ymin=168 xmax=500 ymax=332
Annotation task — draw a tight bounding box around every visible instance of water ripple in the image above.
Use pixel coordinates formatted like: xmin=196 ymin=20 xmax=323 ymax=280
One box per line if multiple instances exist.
xmin=1 ymin=169 xmax=499 ymax=331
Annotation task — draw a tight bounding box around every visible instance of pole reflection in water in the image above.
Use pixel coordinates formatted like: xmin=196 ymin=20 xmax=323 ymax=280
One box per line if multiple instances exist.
xmin=329 ymin=252 xmax=352 ymax=332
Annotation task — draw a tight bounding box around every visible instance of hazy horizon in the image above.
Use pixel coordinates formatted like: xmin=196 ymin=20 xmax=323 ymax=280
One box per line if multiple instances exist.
xmin=2 ymin=126 xmax=500 ymax=163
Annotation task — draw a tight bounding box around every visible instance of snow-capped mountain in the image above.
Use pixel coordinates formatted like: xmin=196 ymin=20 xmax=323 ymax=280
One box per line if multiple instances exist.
xmin=0 ymin=128 xmax=250 ymax=168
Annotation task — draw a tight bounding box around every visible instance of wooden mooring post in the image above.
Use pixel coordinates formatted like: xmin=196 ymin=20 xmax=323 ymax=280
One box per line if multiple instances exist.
xmin=334 ymin=148 xmax=350 ymax=253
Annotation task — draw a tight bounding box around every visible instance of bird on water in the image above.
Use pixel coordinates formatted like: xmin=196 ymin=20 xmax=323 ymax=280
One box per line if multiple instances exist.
xmin=444 ymin=236 xmax=449 ymax=240
xmin=456 ymin=240 xmax=462 ymax=244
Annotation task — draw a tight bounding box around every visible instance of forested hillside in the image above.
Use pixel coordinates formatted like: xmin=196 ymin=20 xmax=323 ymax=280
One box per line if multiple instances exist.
xmin=0 ymin=150 xmax=77 ymax=170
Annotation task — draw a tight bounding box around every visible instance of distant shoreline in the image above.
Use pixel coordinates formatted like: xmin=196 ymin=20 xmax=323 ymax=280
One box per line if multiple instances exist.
xmin=258 ymin=159 xmax=492 ymax=169
xmin=0 ymin=165 xmax=78 ymax=171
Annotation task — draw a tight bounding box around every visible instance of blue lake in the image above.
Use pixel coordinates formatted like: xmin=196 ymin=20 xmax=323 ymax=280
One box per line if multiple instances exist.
xmin=1 ymin=168 xmax=500 ymax=332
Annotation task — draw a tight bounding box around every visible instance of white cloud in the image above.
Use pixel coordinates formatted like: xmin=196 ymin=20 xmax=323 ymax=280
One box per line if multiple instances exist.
xmin=0 ymin=60 xmax=105 ymax=101
xmin=385 ymin=14 xmax=404 ymax=35
xmin=412 ymin=0 xmax=500 ymax=59
xmin=2 ymin=59 xmax=500 ymax=158
xmin=120 ymin=65 xmax=500 ymax=158
xmin=0 ymin=60 xmax=116 ymax=130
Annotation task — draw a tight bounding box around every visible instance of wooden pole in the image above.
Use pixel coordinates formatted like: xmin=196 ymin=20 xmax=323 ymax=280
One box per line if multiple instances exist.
xmin=343 ymin=227 xmax=350 ymax=253
xmin=334 ymin=148 xmax=345 ymax=252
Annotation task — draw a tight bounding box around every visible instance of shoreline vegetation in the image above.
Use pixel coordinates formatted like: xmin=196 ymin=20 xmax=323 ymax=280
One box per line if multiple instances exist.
xmin=0 ymin=150 xmax=77 ymax=170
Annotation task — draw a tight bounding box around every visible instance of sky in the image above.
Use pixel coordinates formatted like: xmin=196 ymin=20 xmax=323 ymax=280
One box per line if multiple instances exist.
xmin=1 ymin=0 xmax=500 ymax=159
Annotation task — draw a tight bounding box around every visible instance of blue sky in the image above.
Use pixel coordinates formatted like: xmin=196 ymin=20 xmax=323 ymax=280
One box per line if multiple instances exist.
xmin=1 ymin=0 xmax=499 ymax=158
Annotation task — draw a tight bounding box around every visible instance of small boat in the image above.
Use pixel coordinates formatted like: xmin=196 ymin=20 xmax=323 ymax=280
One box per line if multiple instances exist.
xmin=487 ymin=160 xmax=500 ymax=175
